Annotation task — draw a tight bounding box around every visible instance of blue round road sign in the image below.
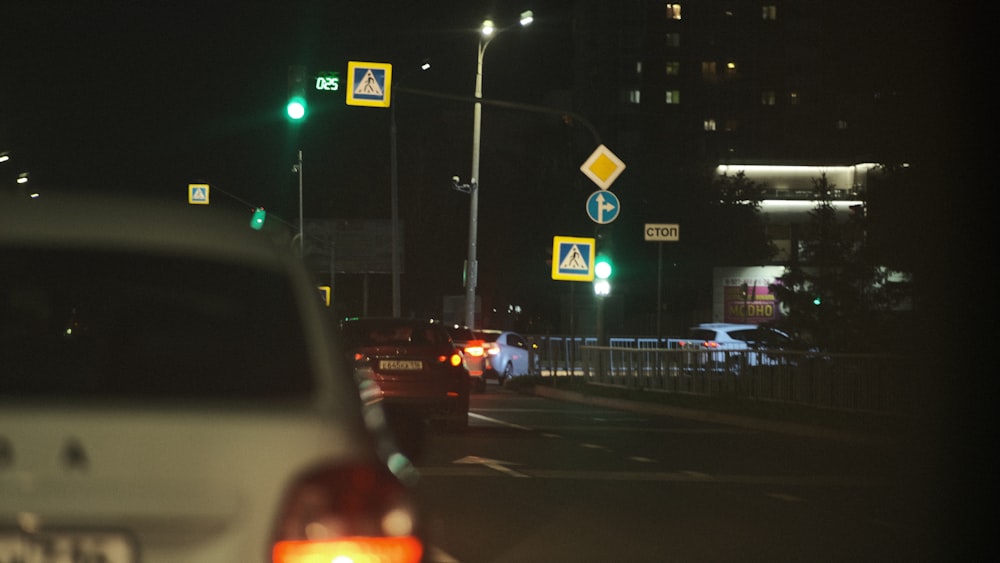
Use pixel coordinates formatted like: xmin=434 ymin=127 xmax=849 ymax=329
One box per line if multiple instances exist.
xmin=586 ymin=190 xmax=620 ymax=224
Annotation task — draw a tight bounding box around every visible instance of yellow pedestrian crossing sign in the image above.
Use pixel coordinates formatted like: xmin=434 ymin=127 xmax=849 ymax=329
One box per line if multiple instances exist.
xmin=551 ymin=236 xmax=595 ymax=281
xmin=188 ymin=183 xmax=209 ymax=205
xmin=346 ymin=61 xmax=392 ymax=107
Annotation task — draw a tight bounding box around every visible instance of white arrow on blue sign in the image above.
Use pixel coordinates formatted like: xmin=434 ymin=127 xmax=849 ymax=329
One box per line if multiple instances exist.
xmin=586 ymin=190 xmax=620 ymax=224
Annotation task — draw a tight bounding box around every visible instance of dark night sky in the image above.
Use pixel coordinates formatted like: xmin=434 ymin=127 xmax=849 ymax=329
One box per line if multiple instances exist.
xmin=2 ymin=1 xmax=978 ymax=328
xmin=2 ymin=1 xmax=581 ymax=322
xmin=2 ymin=1 xmax=575 ymax=211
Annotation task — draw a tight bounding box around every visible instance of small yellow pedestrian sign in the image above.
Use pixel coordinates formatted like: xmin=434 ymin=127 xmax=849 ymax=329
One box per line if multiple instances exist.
xmin=188 ymin=183 xmax=209 ymax=205
xmin=317 ymin=285 xmax=331 ymax=307
xmin=346 ymin=61 xmax=392 ymax=107
xmin=580 ymin=144 xmax=626 ymax=190
xmin=551 ymin=236 xmax=595 ymax=281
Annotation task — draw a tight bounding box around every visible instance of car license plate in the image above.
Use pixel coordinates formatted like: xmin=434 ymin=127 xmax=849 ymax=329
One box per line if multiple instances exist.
xmin=379 ymin=359 xmax=422 ymax=370
xmin=0 ymin=529 xmax=137 ymax=563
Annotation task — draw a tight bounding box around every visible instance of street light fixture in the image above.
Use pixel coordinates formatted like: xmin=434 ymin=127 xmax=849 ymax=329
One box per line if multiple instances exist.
xmin=463 ymin=9 xmax=533 ymax=329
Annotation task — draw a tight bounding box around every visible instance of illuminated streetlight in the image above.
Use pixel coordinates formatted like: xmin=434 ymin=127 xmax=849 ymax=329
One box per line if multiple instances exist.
xmin=463 ymin=9 xmax=534 ymax=329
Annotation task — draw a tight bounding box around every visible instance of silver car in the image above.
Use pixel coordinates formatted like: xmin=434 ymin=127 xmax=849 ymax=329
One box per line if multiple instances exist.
xmin=0 ymin=194 xmax=424 ymax=563
xmin=475 ymin=329 xmax=537 ymax=384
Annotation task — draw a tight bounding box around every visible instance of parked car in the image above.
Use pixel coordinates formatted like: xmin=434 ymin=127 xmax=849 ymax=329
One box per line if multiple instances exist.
xmin=341 ymin=317 xmax=471 ymax=430
xmin=445 ymin=324 xmax=489 ymax=393
xmin=0 ymin=194 xmax=424 ymax=563
xmin=686 ymin=322 xmax=799 ymax=369
xmin=475 ymin=329 xmax=537 ymax=385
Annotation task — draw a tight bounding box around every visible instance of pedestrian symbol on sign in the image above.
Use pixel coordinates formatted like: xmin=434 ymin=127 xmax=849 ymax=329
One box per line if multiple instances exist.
xmin=560 ymin=245 xmax=588 ymax=271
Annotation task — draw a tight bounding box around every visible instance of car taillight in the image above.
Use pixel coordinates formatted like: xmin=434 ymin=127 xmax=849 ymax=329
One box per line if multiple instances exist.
xmin=464 ymin=340 xmax=485 ymax=357
xmin=484 ymin=344 xmax=499 ymax=356
xmin=703 ymin=341 xmax=718 ymax=348
xmin=271 ymin=463 xmax=423 ymax=563
xmin=441 ymin=352 xmax=463 ymax=367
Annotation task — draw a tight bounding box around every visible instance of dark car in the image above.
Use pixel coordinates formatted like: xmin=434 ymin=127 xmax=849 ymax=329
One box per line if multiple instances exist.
xmin=340 ymin=318 xmax=471 ymax=430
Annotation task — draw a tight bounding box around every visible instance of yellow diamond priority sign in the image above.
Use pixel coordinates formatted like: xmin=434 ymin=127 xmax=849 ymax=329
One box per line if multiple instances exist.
xmin=580 ymin=144 xmax=626 ymax=190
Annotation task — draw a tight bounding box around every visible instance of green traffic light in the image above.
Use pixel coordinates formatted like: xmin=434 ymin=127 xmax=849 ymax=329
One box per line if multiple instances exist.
xmin=595 ymin=256 xmax=612 ymax=279
xmin=286 ymin=97 xmax=307 ymax=120
xmin=250 ymin=207 xmax=267 ymax=230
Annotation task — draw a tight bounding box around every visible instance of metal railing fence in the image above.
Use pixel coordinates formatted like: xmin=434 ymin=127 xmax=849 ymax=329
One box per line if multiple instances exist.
xmin=526 ymin=335 xmax=914 ymax=415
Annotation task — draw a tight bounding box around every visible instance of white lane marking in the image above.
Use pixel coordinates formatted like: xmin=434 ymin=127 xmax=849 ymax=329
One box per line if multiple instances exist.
xmin=453 ymin=455 xmax=530 ymax=478
xmin=417 ymin=467 xmax=866 ymax=486
xmin=629 ymin=456 xmax=657 ymax=463
xmin=426 ymin=545 xmax=461 ymax=562
xmin=469 ymin=412 xmax=532 ymax=430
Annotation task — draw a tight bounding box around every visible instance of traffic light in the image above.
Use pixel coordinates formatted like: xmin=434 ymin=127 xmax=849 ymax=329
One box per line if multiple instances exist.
xmin=250 ymin=207 xmax=267 ymax=230
xmin=286 ymin=65 xmax=308 ymax=121
xmin=593 ymin=255 xmax=612 ymax=296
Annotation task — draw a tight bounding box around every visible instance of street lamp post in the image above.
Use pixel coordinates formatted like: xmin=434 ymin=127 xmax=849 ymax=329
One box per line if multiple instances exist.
xmin=464 ymin=10 xmax=533 ymax=329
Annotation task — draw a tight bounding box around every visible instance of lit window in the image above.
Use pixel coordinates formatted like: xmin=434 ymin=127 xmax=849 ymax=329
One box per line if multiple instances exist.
xmin=665 ymin=61 xmax=680 ymax=76
xmin=762 ymin=5 xmax=777 ymax=20
xmin=704 ymin=119 xmax=717 ymax=131
xmin=761 ymin=90 xmax=776 ymax=105
xmin=836 ymin=119 xmax=848 ymax=130
xmin=789 ymin=91 xmax=799 ymax=105
xmin=701 ymin=61 xmax=717 ymax=77
xmin=635 ymin=61 xmax=643 ymax=75
xmin=627 ymin=89 xmax=641 ymax=104
xmin=666 ymin=3 xmax=682 ymax=20
xmin=665 ymin=90 xmax=681 ymax=104
xmin=665 ymin=33 xmax=680 ymax=47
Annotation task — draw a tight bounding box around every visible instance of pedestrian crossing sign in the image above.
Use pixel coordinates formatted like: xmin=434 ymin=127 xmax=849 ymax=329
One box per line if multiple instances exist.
xmin=346 ymin=61 xmax=392 ymax=107
xmin=552 ymin=236 xmax=595 ymax=281
xmin=188 ymin=183 xmax=209 ymax=205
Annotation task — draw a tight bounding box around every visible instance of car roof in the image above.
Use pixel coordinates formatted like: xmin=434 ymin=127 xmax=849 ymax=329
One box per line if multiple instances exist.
xmin=692 ymin=323 xmax=759 ymax=331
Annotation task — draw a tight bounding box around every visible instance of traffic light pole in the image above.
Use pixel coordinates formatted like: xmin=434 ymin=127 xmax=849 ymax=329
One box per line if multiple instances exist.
xmin=297 ymin=149 xmax=303 ymax=257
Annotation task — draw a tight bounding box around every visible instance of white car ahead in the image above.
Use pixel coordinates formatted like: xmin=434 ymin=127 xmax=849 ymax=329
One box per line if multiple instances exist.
xmin=475 ymin=329 xmax=537 ymax=385
xmin=0 ymin=194 xmax=424 ymax=563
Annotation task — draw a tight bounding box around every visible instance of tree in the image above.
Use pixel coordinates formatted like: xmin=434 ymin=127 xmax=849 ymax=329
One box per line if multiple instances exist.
xmin=769 ymin=171 xmax=912 ymax=352
xmin=704 ymin=170 xmax=776 ymax=266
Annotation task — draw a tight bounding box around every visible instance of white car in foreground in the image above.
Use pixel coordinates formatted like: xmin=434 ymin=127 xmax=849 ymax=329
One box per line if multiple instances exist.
xmin=0 ymin=194 xmax=423 ymax=563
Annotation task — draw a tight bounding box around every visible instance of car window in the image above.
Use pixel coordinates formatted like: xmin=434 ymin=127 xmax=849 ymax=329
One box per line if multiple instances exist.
xmin=687 ymin=329 xmax=717 ymax=341
xmin=342 ymin=321 xmax=449 ymax=347
xmin=474 ymin=331 xmax=500 ymax=343
xmin=447 ymin=327 xmax=475 ymax=342
xmin=2 ymin=247 xmax=312 ymax=400
xmin=728 ymin=329 xmax=756 ymax=342
xmin=508 ymin=334 xmax=527 ymax=348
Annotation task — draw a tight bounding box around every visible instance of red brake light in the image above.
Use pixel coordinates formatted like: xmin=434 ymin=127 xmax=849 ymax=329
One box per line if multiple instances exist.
xmin=464 ymin=340 xmax=485 ymax=357
xmin=272 ymin=463 xmax=423 ymax=563
xmin=274 ymin=537 xmax=423 ymax=563
xmin=704 ymin=341 xmax=719 ymax=348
